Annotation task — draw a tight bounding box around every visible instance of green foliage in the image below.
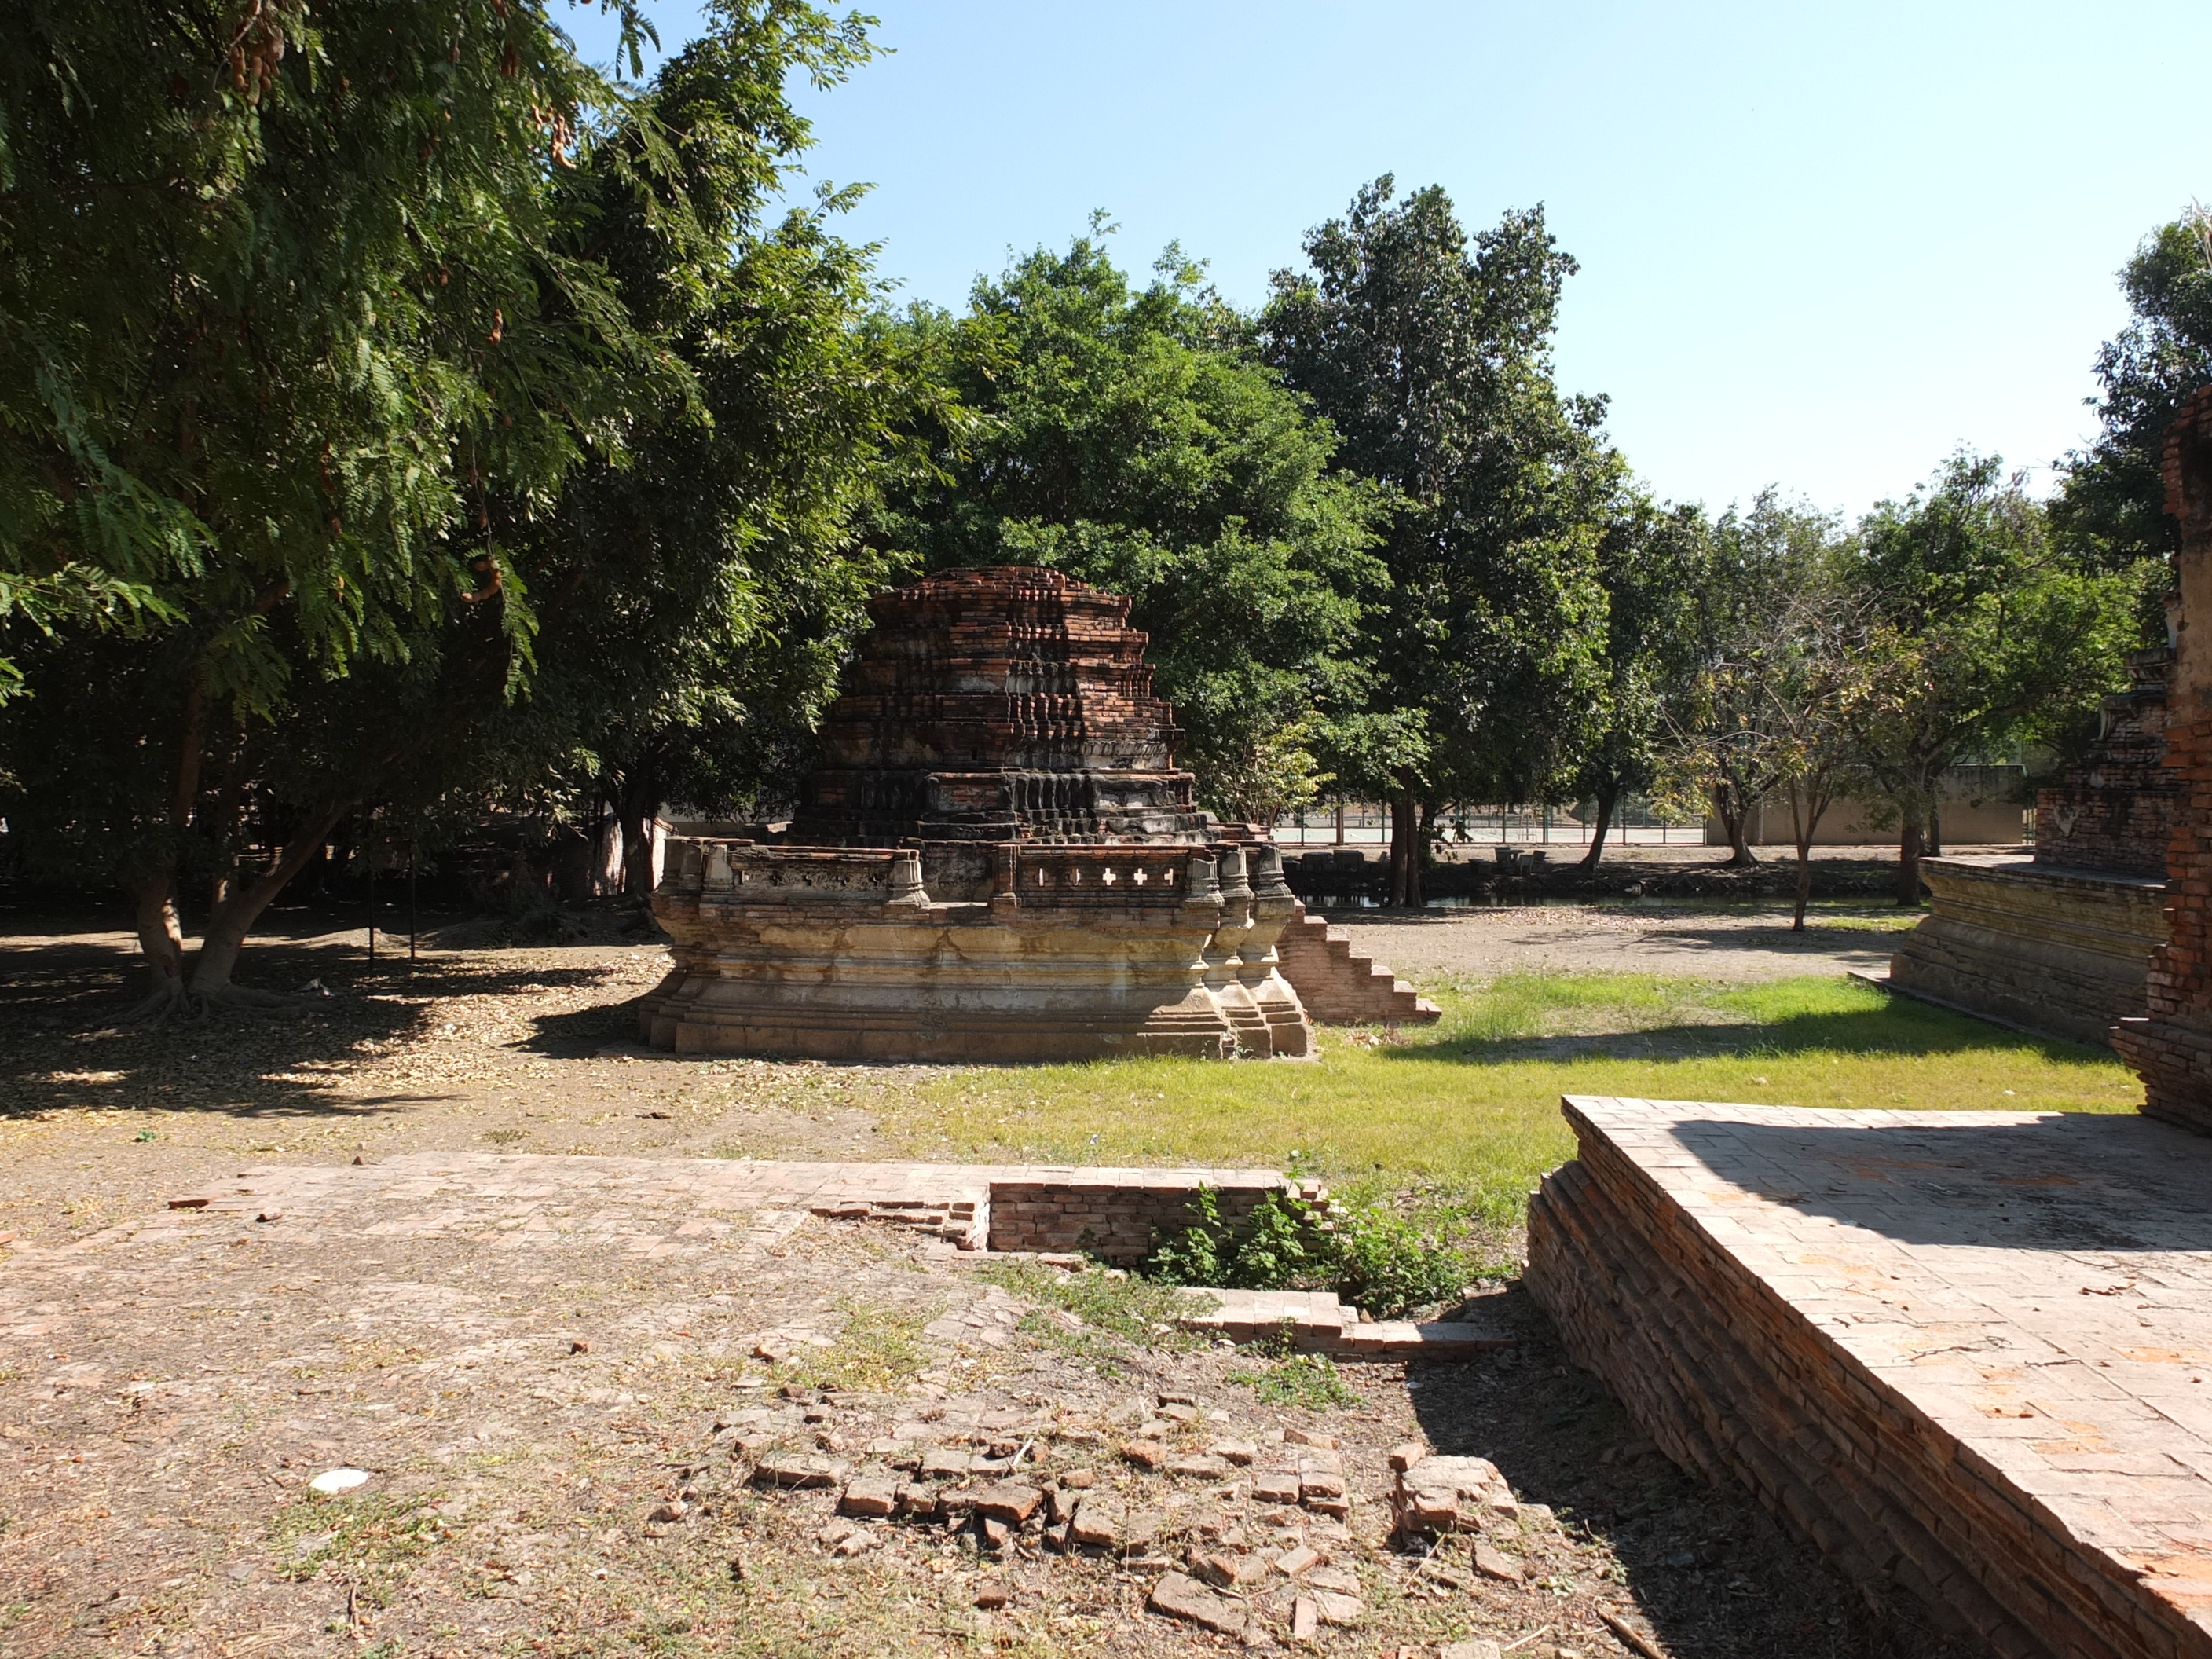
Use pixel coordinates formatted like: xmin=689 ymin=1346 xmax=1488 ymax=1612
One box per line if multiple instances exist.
xmin=1144 ymin=1187 xmax=1467 ymax=1320
xmin=974 ymin=1259 xmax=1213 ymax=1354
xmin=1845 ymin=453 xmax=2145 ymax=888
xmin=2054 ymin=211 xmax=2212 ymax=574
xmin=1228 ymin=1350 xmax=1361 ymax=1411
xmin=781 ymin=1300 xmax=936 ymax=1393
xmin=0 ymin=2 xmax=903 ymax=990
xmin=269 ymin=1491 xmax=449 ymax=1589
xmin=873 ymin=230 xmax=1386 ymax=819
xmin=1261 ymin=177 xmax=1619 ymax=899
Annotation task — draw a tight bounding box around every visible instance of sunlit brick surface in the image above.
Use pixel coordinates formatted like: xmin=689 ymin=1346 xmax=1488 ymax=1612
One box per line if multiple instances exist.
xmin=1529 ymin=1096 xmax=2212 ymax=1659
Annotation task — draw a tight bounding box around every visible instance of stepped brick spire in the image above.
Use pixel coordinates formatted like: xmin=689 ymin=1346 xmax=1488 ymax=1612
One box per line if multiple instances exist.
xmin=790 ymin=566 xmax=1209 ymax=845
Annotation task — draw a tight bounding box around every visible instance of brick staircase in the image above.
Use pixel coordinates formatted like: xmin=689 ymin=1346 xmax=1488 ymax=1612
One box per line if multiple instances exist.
xmin=1274 ymin=902 xmax=1441 ymax=1026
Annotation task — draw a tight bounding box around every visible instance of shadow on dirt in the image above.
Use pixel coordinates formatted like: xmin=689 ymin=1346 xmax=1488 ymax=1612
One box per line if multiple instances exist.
xmin=1405 ymin=1287 xmax=1986 ymax=1659
xmin=0 ymin=903 xmax=654 ymax=1122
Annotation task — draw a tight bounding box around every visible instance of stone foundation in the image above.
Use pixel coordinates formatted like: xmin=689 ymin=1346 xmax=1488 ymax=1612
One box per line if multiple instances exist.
xmin=1883 ymin=855 xmax=2166 ymax=1045
xmin=641 ymin=838 xmax=1313 ymax=1063
xmin=1529 ymin=1096 xmax=2212 ymax=1659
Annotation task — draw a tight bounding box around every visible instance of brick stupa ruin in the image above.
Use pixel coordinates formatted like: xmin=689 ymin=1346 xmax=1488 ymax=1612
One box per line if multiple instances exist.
xmin=637 ymin=566 xmax=1317 ymax=1061
xmin=2117 ymin=386 xmax=2212 ymax=1122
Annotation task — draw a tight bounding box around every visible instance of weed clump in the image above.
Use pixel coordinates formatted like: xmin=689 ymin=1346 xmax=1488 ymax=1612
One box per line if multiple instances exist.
xmin=976 ymin=1258 xmax=1215 ymax=1353
xmin=1228 ymin=1350 xmax=1361 ymax=1411
xmin=1145 ymin=1188 xmax=1467 ymax=1320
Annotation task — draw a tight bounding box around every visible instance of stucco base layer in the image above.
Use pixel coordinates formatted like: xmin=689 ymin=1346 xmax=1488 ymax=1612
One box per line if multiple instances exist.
xmin=642 ymin=840 xmax=1315 ymax=1064
xmin=1528 ymin=1097 xmax=2212 ymax=1659
xmin=1887 ymin=855 xmax=2166 ymax=1046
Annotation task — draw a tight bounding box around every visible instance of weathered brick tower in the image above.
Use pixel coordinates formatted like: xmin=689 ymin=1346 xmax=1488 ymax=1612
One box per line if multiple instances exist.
xmin=2115 ymin=386 xmax=2212 ymax=1125
xmin=636 ymin=567 xmax=1314 ymax=1062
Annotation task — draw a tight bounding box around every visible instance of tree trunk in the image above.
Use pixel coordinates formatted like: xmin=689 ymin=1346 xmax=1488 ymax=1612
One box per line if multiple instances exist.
xmin=617 ymin=764 xmax=660 ymax=899
xmin=1927 ymin=803 xmax=1943 ymax=859
xmin=128 ymin=873 xmax=189 ymax=1006
xmin=1714 ymin=784 xmax=1758 ymax=868
xmin=1388 ymin=782 xmax=1423 ymax=908
xmin=1896 ymin=813 xmax=1926 ymax=905
xmin=1786 ymin=776 xmax=1834 ymax=932
xmin=1578 ymin=782 xmax=1619 ymax=873
xmin=185 ymin=800 xmax=353 ymax=998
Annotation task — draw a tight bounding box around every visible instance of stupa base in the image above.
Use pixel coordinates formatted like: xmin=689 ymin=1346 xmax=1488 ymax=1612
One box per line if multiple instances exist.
xmin=640 ymin=841 xmax=1315 ymax=1064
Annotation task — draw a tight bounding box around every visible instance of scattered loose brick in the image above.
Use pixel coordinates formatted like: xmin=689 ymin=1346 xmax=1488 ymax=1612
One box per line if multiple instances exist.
xmin=838 ymin=1477 xmax=898 ymax=1518
xmin=972 ymin=1481 xmax=1043 ymax=1525
xmin=1122 ymin=1440 xmax=1167 ymax=1470
xmin=1311 ymin=1590 xmax=1364 ymax=1626
xmin=1067 ymin=1502 xmax=1119 ymax=1549
xmin=753 ymin=1453 xmax=843 ymax=1489
xmin=1472 ymin=1544 xmax=1522 ymax=1585
xmin=1148 ymin=1571 xmax=1248 ymax=1637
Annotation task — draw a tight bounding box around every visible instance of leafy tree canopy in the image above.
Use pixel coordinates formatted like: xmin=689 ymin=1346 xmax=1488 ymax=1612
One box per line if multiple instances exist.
xmin=871 ymin=226 xmax=1388 ymax=824
xmin=2054 ymin=211 xmax=2212 ymax=574
xmin=1260 ymin=177 xmax=1617 ymax=902
xmin=0 ymin=0 xmax=893 ymax=1002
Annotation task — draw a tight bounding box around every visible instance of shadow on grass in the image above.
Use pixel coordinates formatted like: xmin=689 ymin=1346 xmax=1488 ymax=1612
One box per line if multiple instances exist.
xmin=1386 ymin=997 xmax=2105 ymax=1068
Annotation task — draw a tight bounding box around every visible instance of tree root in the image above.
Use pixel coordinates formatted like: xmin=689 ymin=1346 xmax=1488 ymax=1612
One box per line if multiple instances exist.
xmin=116 ymin=983 xmax=320 ymax=1025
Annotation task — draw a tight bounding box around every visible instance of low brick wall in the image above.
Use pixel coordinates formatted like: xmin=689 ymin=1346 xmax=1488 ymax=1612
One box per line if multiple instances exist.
xmin=1886 ymin=855 xmax=2165 ymax=1045
xmin=1528 ymin=1097 xmax=2212 ymax=1659
xmin=985 ymin=1170 xmax=1288 ymax=1264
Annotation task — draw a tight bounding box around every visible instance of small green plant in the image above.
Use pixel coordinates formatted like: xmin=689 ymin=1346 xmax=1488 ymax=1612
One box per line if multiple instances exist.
xmin=1229 ymin=1351 xmax=1360 ymax=1411
xmin=1145 ymin=1188 xmax=1467 ymax=1319
xmin=782 ymin=1300 xmax=937 ymax=1393
xmin=1332 ymin=1203 xmax=1468 ymax=1317
xmin=133 ymin=1130 xmax=156 ymax=1142
xmin=482 ymin=1127 xmax=528 ymax=1147
xmin=269 ymin=1492 xmax=449 ymax=1589
xmin=976 ymin=1260 xmax=1214 ymax=1352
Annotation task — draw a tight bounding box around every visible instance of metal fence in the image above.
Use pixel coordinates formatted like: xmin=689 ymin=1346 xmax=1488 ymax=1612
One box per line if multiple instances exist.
xmin=1270 ymin=800 xmax=1694 ymax=848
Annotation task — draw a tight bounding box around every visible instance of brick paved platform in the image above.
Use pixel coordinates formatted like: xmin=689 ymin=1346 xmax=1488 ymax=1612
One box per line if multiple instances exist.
xmin=152 ymin=1153 xmax=1502 ymax=1356
xmin=160 ymin=1152 xmax=1289 ymax=1263
xmin=1528 ymin=1096 xmax=2212 ymax=1659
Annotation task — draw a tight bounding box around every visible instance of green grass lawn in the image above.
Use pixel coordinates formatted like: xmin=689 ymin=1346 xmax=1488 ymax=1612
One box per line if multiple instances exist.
xmin=877 ymin=972 xmax=2139 ymax=1228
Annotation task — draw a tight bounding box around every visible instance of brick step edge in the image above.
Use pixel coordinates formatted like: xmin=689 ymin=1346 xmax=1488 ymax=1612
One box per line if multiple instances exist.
xmin=1525 ymin=1130 xmax=2181 ymax=1659
xmin=1174 ymin=1287 xmax=1511 ymax=1357
xmin=1275 ymin=902 xmax=1444 ymax=1027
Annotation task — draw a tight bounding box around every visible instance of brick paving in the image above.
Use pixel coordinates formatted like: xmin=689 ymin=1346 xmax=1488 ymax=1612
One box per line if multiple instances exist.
xmin=1529 ymin=1096 xmax=2212 ymax=1659
xmin=148 ymin=1152 xmax=1287 ymax=1262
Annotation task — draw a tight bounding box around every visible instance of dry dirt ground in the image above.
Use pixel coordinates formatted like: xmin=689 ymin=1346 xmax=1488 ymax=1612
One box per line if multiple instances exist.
xmin=0 ymin=897 xmax=1976 ymax=1658
xmin=1324 ymin=903 xmax=1901 ymax=986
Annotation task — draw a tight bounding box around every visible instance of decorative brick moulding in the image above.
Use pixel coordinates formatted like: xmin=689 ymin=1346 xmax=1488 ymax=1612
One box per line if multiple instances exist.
xmin=2117 ymin=386 xmax=2212 ymax=1125
xmin=638 ymin=566 xmax=1431 ymax=1061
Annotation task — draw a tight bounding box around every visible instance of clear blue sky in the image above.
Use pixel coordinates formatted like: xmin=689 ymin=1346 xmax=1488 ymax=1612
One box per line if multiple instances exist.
xmin=566 ymin=1 xmax=2212 ymax=520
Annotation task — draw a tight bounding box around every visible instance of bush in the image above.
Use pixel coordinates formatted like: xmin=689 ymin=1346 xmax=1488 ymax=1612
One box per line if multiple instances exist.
xmin=1144 ymin=1187 xmax=1466 ymax=1319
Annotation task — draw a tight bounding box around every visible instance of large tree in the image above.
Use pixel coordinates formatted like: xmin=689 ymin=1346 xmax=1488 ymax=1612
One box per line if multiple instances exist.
xmin=1848 ymin=453 xmax=2144 ymax=902
xmin=1570 ymin=493 xmax=1703 ymax=871
xmin=873 ymin=229 xmax=1387 ymax=824
xmin=0 ymin=1 xmax=890 ymax=1005
xmin=1260 ymin=178 xmax=1613 ymax=906
xmin=2053 ymin=211 xmax=2212 ymax=574
xmin=1664 ymin=493 xmax=1851 ymax=869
